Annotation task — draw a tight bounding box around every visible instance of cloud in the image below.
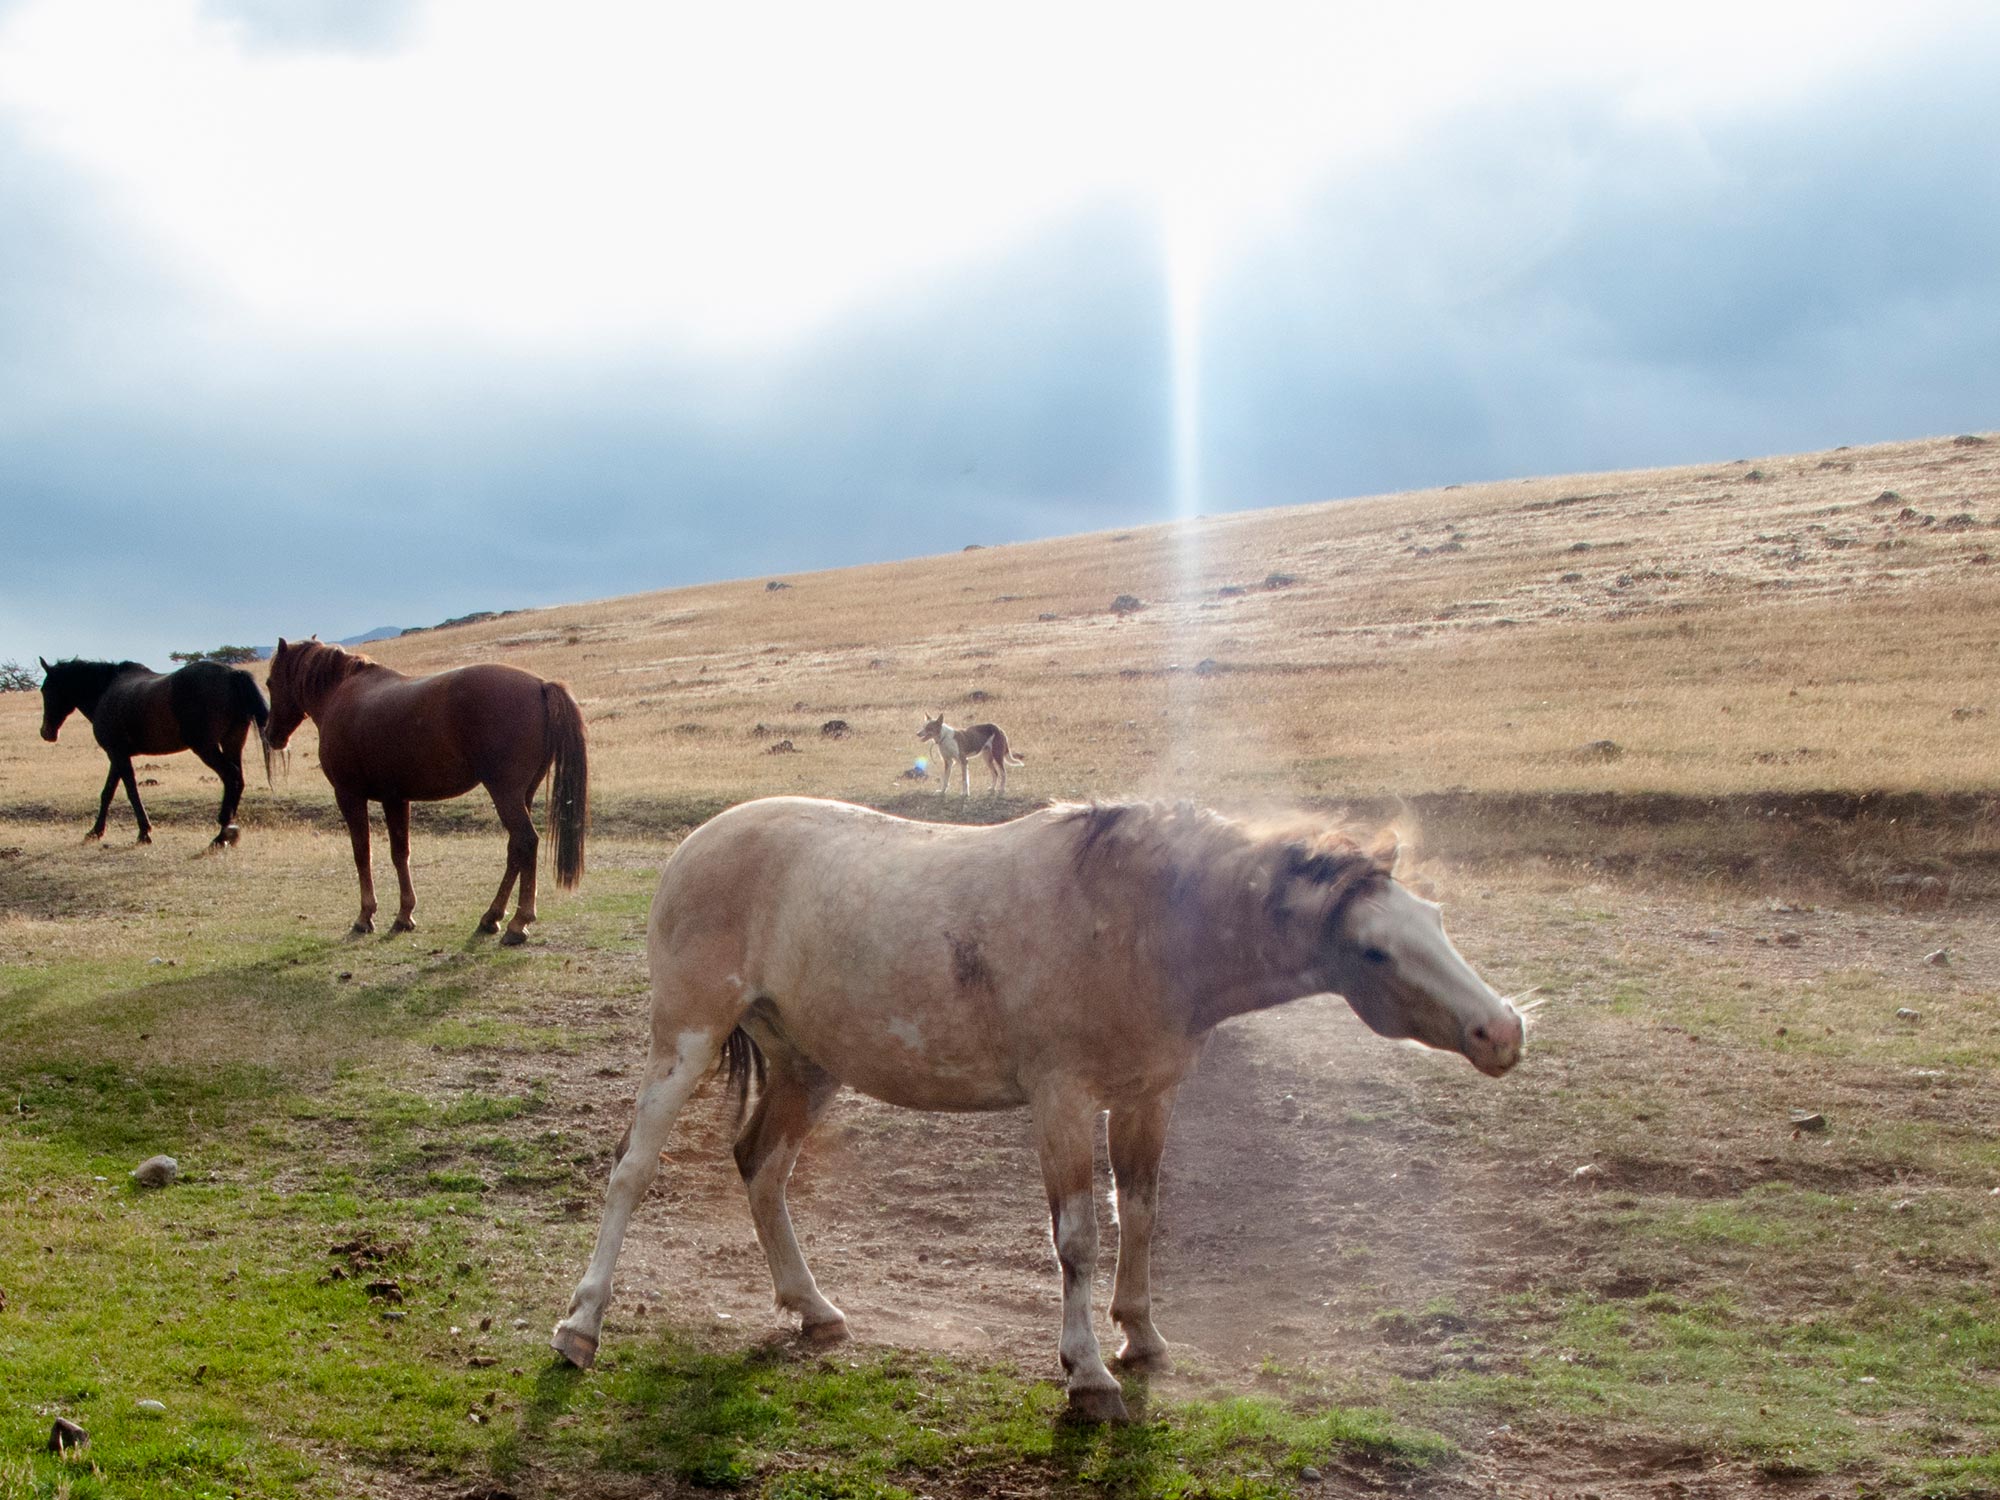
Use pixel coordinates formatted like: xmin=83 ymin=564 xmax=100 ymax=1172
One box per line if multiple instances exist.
xmin=197 ymin=0 xmax=420 ymax=55
xmin=2 ymin=15 xmax=1997 ymax=667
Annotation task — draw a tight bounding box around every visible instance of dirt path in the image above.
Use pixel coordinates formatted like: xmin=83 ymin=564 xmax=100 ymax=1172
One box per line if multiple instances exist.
xmin=505 ymin=861 xmax=1996 ymax=1498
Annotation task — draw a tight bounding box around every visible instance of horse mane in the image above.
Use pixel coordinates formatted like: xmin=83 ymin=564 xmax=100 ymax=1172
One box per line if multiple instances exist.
xmin=1062 ymin=799 xmax=1396 ymax=946
xmin=275 ymin=639 xmax=378 ymax=701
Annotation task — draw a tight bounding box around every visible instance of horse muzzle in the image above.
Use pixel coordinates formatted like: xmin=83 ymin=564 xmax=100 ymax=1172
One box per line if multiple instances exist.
xmin=39 ymin=725 xmax=58 ymax=743
xmin=1463 ymin=1007 xmax=1524 ymax=1077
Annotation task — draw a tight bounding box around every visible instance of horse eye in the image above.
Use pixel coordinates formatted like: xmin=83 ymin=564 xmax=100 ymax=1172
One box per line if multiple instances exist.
xmin=1362 ymin=947 xmax=1391 ymax=965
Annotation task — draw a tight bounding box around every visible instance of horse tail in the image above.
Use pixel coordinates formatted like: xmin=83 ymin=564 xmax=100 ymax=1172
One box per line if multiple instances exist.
xmin=542 ymin=680 xmax=589 ymax=890
xmin=232 ymin=668 xmax=276 ymax=787
xmin=718 ymin=1026 xmax=767 ymax=1126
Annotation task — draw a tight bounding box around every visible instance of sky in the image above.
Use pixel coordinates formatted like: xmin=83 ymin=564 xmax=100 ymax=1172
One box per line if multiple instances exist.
xmin=2 ymin=0 xmax=1997 ymax=670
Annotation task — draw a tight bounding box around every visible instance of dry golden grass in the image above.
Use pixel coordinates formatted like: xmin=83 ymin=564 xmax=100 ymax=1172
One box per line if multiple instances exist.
xmin=4 ymin=430 xmax=1996 ymax=826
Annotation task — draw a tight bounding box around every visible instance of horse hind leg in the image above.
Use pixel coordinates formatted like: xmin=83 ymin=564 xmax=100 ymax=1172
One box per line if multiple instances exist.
xmin=734 ymin=1062 xmax=846 ymax=1340
xmin=191 ymin=743 xmax=245 ymax=848
xmin=481 ymin=786 xmax=539 ymax=945
xmin=553 ymin=1023 xmax=728 ymax=1368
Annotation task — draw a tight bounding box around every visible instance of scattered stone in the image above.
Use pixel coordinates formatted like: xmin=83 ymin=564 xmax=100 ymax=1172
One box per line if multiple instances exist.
xmin=1896 ymin=1007 xmax=1921 ymax=1022
xmin=966 ymin=689 xmax=991 ymax=702
xmin=1037 ymin=612 xmax=1059 ymax=621
xmin=1924 ymin=948 xmax=1951 ymax=966
xmin=1952 ymin=707 xmax=1986 ymax=720
xmin=1263 ymin=572 xmax=1298 ymax=589
xmin=1775 ymin=932 xmax=1803 ymax=947
xmin=135 ymin=1399 xmax=166 ymax=1414
xmin=818 ymin=719 xmax=850 ymax=738
xmin=468 ymin=1355 xmax=499 ymax=1368
xmin=765 ymin=739 xmax=797 ymax=755
xmin=513 ymin=1317 xmax=530 ymax=1329
xmin=764 ymin=580 xmax=791 ymax=591
xmin=1216 ymin=584 xmax=1246 ymax=597
xmin=1110 ymin=594 xmax=1144 ymax=615
xmin=48 ymin=1418 xmax=88 ymax=1452
xmin=131 ymin=1154 xmax=178 ymax=1188
xmin=1299 ymin=1465 xmax=1324 ymax=1482
xmin=1788 ymin=1111 xmax=1827 ymax=1133
xmin=962 ymin=542 xmax=986 ymax=551
xmin=1873 ymin=490 xmax=1901 ymax=504
xmin=899 ymin=764 xmax=929 ymax=781
xmin=1577 ymin=739 xmax=1623 ymax=761
xmin=1571 ymin=1163 xmax=1603 ymax=1182
xmin=1194 ymin=658 xmax=1221 ymax=676
xmin=749 ymin=722 xmax=773 ymax=738
xmin=1952 ymin=433 xmax=1989 ymax=446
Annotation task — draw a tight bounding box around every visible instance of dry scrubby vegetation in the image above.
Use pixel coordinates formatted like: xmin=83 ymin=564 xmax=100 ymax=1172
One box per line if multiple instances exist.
xmin=1 ymin=431 xmax=1997 ymax=1499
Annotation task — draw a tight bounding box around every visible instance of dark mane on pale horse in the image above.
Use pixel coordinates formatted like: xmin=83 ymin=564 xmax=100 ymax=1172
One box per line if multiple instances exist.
xmin=1062 ymin=798 xmax=1396 ymax=914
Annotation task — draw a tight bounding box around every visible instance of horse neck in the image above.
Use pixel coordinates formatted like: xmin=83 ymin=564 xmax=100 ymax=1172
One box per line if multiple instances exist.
xmin=1106 ymin=818 xmax=1331 ymax=1033
xmin=55 ymin=662 xmax=128 ymax=720
xmin=286 ymin=648 xmax=372 ymax=717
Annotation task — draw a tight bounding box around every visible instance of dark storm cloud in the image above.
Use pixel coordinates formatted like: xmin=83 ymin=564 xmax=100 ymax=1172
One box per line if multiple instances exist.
xmin=1195 ymin=50 xmax=2000 ymax=506
xmin=2 ymin=33 xmax=1997 ymax=669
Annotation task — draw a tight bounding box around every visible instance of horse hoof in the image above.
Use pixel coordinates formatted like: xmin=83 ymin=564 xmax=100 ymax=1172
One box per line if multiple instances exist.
xmin=500 ymin=929 xmax=528 ymax=947
xmin=1113 ymin=1344 xmax=1171 ymax=1375
xmin=220 ymin=825 xmax=240 ymax=846
xmin=390 ymin=918 xmax=416 ymax=934
xmin=475 ymin=918 xmax=501 ymax=935
xmin=1065 ymin=1385 xmax=1131 ymax=1425
xmin=136 ymin=832 xmax=152 ymax=845
xmin=351 ymin=920 xmax=374 ymax=936
xmin=550 ymin=1324 xmax=598 ymax=1369
xmin=801 ymin=1316 xmax=849 ymax=1345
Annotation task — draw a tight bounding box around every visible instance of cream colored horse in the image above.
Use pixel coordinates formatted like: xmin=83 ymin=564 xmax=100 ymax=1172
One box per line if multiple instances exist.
xmin=553 ymin=796 xmax=1524 ymax=1421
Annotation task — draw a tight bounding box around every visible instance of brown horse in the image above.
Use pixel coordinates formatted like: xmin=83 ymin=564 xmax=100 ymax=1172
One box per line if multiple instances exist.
xmin=264 ymin=638 xmax=588 ymax=943
xmin=553 ymin=796 xmax=1525 ymax=1421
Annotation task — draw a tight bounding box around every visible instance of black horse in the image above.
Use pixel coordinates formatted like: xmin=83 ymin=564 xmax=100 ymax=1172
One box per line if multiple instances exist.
xmin=38 ymin=657 xmax=272 ymax=847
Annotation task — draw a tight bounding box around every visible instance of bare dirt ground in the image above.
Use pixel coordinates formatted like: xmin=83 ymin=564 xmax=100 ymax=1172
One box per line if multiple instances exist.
xmin=440 ymin=839 xmax=1997 ymax=1499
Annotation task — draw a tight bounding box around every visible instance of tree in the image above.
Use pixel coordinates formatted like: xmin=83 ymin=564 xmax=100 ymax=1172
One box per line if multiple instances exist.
xmin=169 ymin=645 xmax=261 ymax=665
xmin=0 ymin=659 xmax=37 ymax=692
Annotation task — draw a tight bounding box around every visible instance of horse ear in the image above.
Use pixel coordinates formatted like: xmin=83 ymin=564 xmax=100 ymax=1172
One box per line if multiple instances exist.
xmin=39 ymin=656 xmax=49 ymax=670
xmin=275 ymin=638 xmax=287 ymax=654
xmin=1369 ymin=830 xmax=1402 ymax=874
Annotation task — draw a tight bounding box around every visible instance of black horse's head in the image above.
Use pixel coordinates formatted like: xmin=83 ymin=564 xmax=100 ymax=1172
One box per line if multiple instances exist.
xmin=37 ymin=657 xmax=78 ymax=742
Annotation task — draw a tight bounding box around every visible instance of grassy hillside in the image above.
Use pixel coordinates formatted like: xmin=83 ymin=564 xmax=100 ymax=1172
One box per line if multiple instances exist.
xmin=2 ymin=431 xmax=1996 ymax=1499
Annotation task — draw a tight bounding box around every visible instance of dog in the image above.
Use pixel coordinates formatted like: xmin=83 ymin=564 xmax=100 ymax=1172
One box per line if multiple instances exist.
xmin=917 ymin=712 xmax=1023 ymax=797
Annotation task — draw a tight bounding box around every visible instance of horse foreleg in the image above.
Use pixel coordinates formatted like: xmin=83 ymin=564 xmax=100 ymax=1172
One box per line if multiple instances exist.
xmin=335 ymin=788 xmax=376 ymax=934
xmin=117 ymin=757 xmax=152 ymax=843
xmin=88 ymin=760 xmax=120 ymax=840
xmin=384 ymin=800 xmax=417 ymax=932
xmin=1108 ymin=1089 xmax=1178 ymax=1373
xmin=482 ymin=792 xmax=539 ymax=945
xmin=734 ymin=1064 xmax=846 ymax=1340
xmin=554 ymin=1026 xmax=724 ymax=1368
xmin=1031 ymin=1089 xmax=1127 ymax=1422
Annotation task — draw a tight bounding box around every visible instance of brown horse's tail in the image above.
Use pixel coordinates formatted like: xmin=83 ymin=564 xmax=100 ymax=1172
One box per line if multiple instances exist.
xmin=542 ymin=681 xmax=589 ymax=890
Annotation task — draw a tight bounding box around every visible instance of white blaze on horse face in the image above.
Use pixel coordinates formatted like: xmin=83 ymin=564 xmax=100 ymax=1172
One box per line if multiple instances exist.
xmin=1330 ymin=883 xmax=1523 ymax=1076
